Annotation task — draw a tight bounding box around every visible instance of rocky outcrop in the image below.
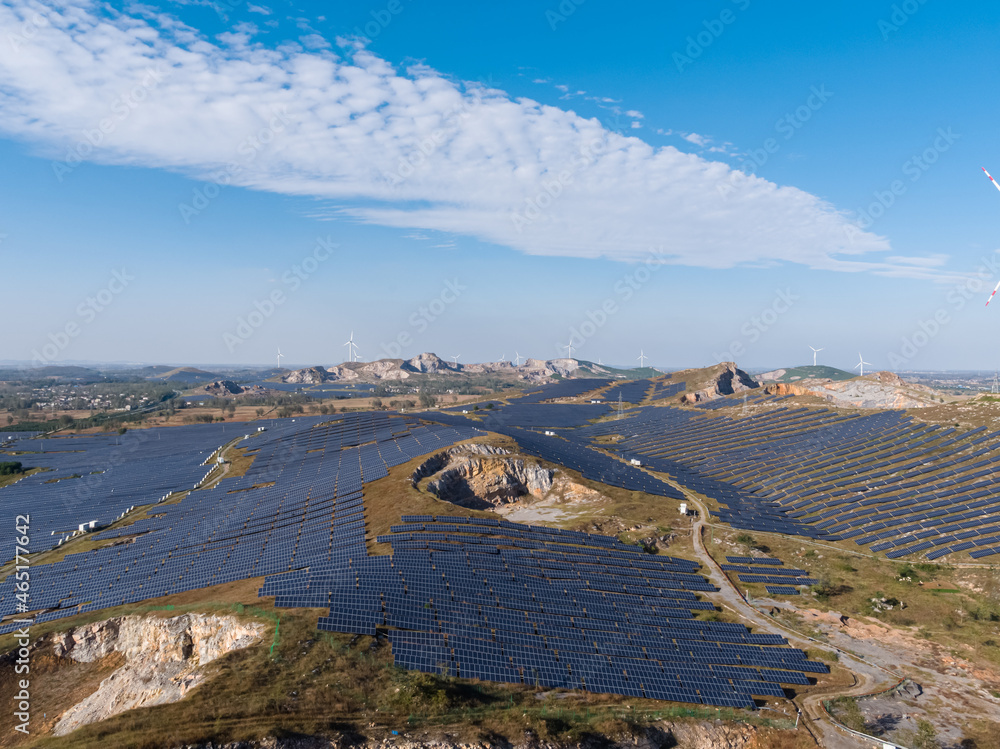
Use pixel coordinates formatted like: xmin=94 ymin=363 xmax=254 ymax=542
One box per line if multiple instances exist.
xmin=766 ymin=371 xmax=938 ymax=409
xmin=682 ymin=363 xmax=758 ymax=403
xmin=172 ymin=720 xmax=765 ymax=749
xmin=413 ymin=444 xmax=553 ymax=509
xmin=404 ymin=353 xmax=455 ymax=373
xmin=411 ymin=444 xmax=512 ymax=486
xmin=202 ymin=380 xmax=271 ymax=397
xmin=426 ymin=457 xmax=553 ymax=508
xmin=282 ymin=366 xmax=329 ymax=385
xmin=517 ymin=358 xmax=581 ymax=378
xmin=280 ymin=355 xmax=606 ymax=386
xmin=52 ymin=614 xmax=266 ymax=736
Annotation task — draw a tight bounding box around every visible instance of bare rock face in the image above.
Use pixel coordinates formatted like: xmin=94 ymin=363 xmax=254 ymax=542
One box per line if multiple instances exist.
xmin=414 ymin=444 xmax=553 ymax=509
xmin=765 ymin=371 xmax=938 ymax=409
xmin=172 ymin=720 xmax=764 ymax=749
xmin=282 ymin=366 xmax=329 ymax=385
xmin=426 ymin=457 xmax=554 ymax=507
xmin=358 ymin=359 xmax=411 ymax=380
xmin=682 ymin=362 xmax=758 ymax=403
xmin=403 ymin=352 xmax=453 ymax=373
xmin=52 ymin=614 xmax=265 ymax=736
xmin=323 ymin=365 xmax=360 ymax=381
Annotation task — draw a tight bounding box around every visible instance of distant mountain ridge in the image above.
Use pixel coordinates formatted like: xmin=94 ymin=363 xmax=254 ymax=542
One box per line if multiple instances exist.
xmin=146 ymin=367 xmax=220 ymax=384
xmin=277 ymin=353 xmax=663 ymax=385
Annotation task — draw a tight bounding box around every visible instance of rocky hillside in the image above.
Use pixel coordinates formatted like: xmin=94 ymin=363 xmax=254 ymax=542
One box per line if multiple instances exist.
xmin=764 ymin=370 xmax=941 ymax=409
xmin=412 ymin=444 xmax=553 ymax=509
xmin=201 ymin=379 xmax=272 ymax=397
xmin=172 ymin=720 xmax=769 ymax=749
xmin=278 ymin=354 xmax=609 ymax=386
xmin=411 ymin=443 xmax=613 ymax=514
xmin=51 ymin=613 xmax=265 ymax=736
xmin=679 ymin=362 xmax=759 ymax=404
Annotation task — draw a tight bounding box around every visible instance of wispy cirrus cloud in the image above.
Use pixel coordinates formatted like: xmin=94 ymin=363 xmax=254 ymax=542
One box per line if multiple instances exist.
xmin=0 ymin=0 xmax=942 ymax=278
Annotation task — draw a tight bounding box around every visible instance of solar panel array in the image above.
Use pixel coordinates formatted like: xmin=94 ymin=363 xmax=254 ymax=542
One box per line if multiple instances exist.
xmin=0 ymin=431 xmax=41 ymax=443
xmin=0 ymin=413 xmax=479 ymax=633
xmin=262 ymin=515 xmax=826 ymax=707
xmin=0 ymin=404 xmax=833 ymax=709
xmin=606 ymin=379 xmax=654 ymax=405
xmin=516 ymin=379 xmax=612 ymax=404
xmin=695 ymin=392 xmax=794 ymax=410
xmin=649 ymin=381 xmax=686 ymax=401
xmin=587 ymin=404 xmax=1000 ymax=560
xmin=0 ymin=424 xmax=235 ymax=550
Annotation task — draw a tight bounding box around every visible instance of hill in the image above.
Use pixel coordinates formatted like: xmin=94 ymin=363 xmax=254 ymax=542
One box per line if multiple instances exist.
xmin=757 ymin=365 xmax=854 ymax=382
xmin=9 ymin=365 xmax=105 ymax=381
xmin=765 ymin=370 xmax=943 ymax=409
xmin=147 ymin=366 xmax=220 ymax=384
xmin=277 ymin=354 xmax=662 ymax=386
xmin=575 ymin=360 xmax=664 ymax=380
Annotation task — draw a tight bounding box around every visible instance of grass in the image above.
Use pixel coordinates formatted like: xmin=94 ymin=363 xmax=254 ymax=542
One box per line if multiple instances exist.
xmin=0 ymin=467 xmax=45 ymax=491
xmin=713 ymin=527 xmax=1000 ymax=669
xmin=0 ymin=573 xmax=801 ymax=748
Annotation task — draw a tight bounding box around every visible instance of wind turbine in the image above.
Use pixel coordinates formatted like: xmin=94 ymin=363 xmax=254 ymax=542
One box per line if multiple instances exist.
xmin=564 ymin=341 xmax=574 ymax=360
xmin=854 ymin=352 xmax=872 ymax=377
xmin=809 ymin=346 xmax=824 ymax=366
xmin=343 ymin=331 xmax=359 ymax=363
xmin=981 ymin=169 xmax=1000 ymax=306
xmin=514 ymin=352 xmax=522 ymax=366
xmin=637 ymin=349 xmax=648 ymax=368
xmin=276 ymin=347 xmax=285 ymax=370
xmin=451 ymin=354 xmax=461 ymax=366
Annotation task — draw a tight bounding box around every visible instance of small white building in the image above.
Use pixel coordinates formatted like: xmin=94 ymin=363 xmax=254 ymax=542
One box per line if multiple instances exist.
xmin=679 ymin=502 xmax=689 ymax=516
xmin=630 ymin=458 xmax=642 ymax=466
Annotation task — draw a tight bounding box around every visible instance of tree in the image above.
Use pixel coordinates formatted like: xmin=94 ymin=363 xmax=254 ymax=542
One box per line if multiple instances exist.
xmin=372 ymin=398 xmax=383 ymax=409
xmin=899 ymin=719 xmax=939 ymax=749
xmin=0 ymin=461 xmax=23 ymax=476
xmin=418 ymin=392 xmax=437 ymax=408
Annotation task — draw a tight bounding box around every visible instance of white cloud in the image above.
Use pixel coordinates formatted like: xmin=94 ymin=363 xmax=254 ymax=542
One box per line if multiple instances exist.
xmin=0 ymin=0 xmax=939 ymax=278
xmin=247 ymin=4 xmax=271 ymax=15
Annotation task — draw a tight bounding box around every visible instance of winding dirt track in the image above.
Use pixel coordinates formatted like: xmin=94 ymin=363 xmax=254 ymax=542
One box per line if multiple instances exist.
xmin=674 ymin=486 xmax=900 ymax=748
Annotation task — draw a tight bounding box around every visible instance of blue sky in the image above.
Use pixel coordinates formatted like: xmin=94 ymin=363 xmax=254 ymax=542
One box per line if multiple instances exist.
xmin=2 ymin=0 xmax=999 ymax=371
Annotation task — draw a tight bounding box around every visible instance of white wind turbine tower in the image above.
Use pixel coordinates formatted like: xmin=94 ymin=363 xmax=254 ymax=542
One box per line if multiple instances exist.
xmin=276 ymin=347 xmax=285 ymax=370
xmin=564 ymin=341 xmax=575 ymax=360
xmin=514 ymin=352 xmax=522 ymax=366
xmin=451 ymin=354 xmax=461 ymax=367
xmin=343 ymin=331 xmax=359 ymax=363
xmin=637 ymin=349 xmax=648 ymax=368
xmin=854 ymin=352 xmax=872 ymax=377
xmin=809 ymin=346 xmax=824 ymax=366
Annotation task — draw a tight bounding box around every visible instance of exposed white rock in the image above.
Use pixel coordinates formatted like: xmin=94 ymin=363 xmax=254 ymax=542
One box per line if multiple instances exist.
xmin=52 ymin=613 xmax=265 ymax=736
